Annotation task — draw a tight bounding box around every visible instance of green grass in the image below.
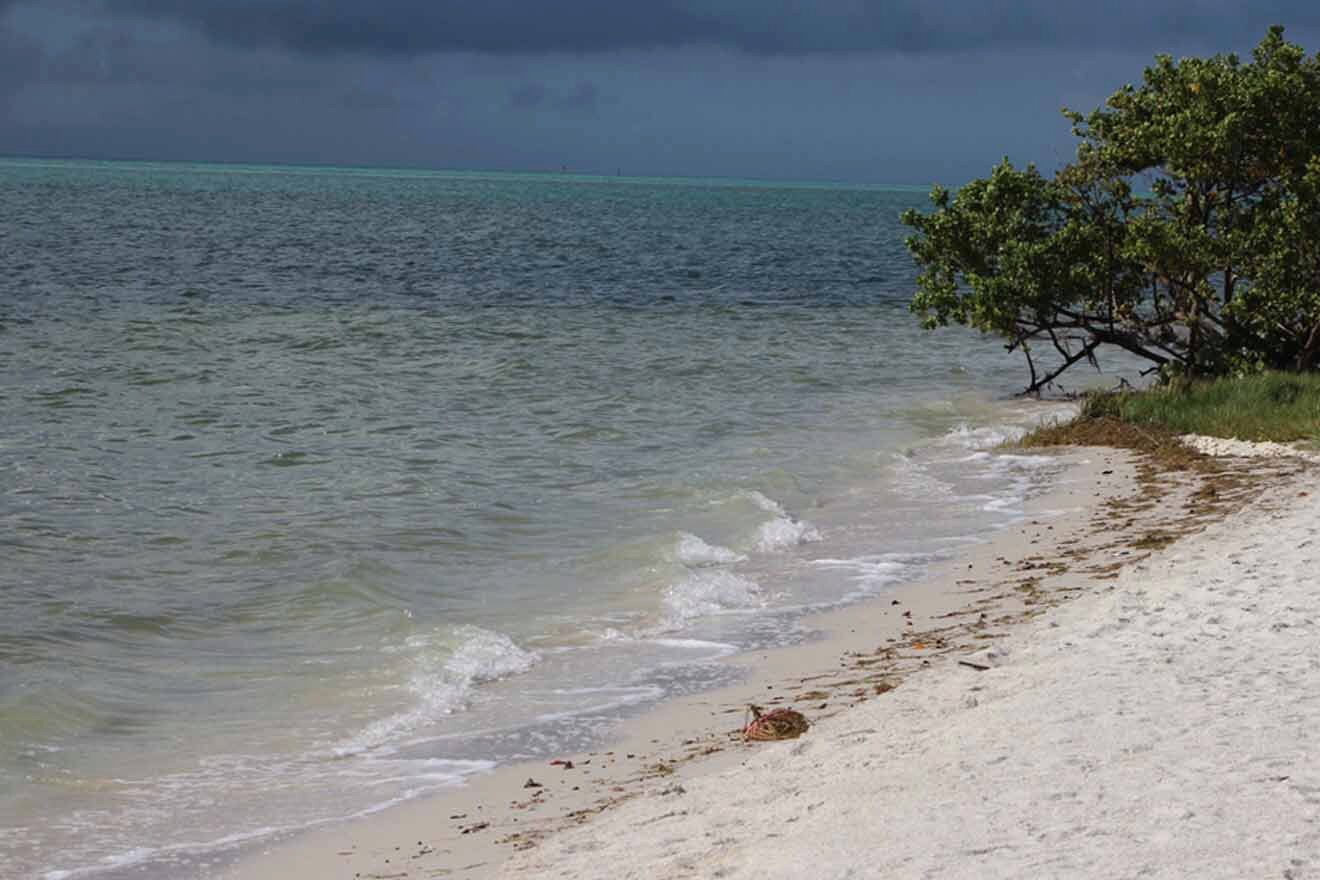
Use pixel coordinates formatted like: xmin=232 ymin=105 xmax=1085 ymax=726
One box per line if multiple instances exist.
xmin=1077 ymin=372 xmax=1320 ymax=444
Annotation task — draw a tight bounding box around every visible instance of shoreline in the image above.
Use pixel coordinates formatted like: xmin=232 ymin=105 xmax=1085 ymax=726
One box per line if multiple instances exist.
xmin=216 ymin=437 xmax=1297 ymax=880
xmin=215 ymin=439 xmax=1313 ymax=880
xmin=499 ymin=443 xmax=1320 ymax=879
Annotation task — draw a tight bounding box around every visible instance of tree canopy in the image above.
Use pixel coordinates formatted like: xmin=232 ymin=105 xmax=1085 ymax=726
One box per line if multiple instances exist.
xmin=902 ymin=26 xmax=1320 ymax=393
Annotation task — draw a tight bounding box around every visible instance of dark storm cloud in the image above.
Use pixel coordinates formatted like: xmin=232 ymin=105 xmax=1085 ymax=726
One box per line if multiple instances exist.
xmin=509 ymin=80 xmax=603 ymax=116
xmin=0 ymin=22 xmax=41 ymax=97
xmin=101 ymin=1 xmax=1320 ymax=57
xmin=7 ymin=0 xmax=1320 ymax=183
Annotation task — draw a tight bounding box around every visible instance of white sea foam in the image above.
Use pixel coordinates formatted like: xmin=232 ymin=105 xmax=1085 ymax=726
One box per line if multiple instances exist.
xmin=39 ymin=757 xmax=494 ymax=880
xmin=534 ymin=685 xmax=667 ymax=722
xmin=981 ymin=496 xmax=1023 ymax=513
xmin=740 ymin=490 xmax=785 ymax=513
xmin=987 ymin=452 xmax=1060 ymax=470
xmin=942 ymin=423 xmax=1023 ymax=450
xmin=336 ymin=625 xmax=539 ymax=757
xmin=941 ymin=403 xmax=1079 ymax=453
xmin=734 ymin=491 xmax=821 ymax=551
xmin=890 ymin=453 xmax=957 ymax=500
xmin=650 ymin=637 xmax=742 ymax=666
xmin=589 ymin=629 xmax=739 ymax=666
xmin=675 ymin=532 xmax=747 ymax=565
xmin=899 ymin=420 xmax=1066 ymax=519
xmin=664 ymin=570 xmax=765 ymax=622
xmin=648 ymin=637 xmax=740 ymax=656
xmin=971 ymin=447 xmax=1065 ymax=515
xmin=813 ymin=553 xmax=931 ymax=597
xmin=441 ymin=626 xmax=540 ymax=684
xmin=754 ymin=516 xmax=822 ymax=551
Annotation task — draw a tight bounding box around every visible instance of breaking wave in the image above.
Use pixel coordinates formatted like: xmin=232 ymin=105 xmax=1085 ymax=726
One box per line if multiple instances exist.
xmin=336 ymin=625 xmax=539 ymax=756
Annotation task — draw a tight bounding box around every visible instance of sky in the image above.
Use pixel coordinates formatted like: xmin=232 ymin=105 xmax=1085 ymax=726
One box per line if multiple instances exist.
xmin=2 ymin=2 xmax=1320 ymax=184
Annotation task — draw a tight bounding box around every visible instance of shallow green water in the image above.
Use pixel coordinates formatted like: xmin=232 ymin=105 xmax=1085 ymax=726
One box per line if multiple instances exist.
xmin=1 ymin=158 xmax=1091 ymax=878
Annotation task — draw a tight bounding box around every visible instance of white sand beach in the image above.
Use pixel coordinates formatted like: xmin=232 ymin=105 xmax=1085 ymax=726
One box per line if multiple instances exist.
xmin=502 ymin=447 xmax=1320 ymax=879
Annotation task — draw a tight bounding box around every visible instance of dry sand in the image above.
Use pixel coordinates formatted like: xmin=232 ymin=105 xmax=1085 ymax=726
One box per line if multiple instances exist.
xmin=223 ymin=441 xmax=1317 ymax=880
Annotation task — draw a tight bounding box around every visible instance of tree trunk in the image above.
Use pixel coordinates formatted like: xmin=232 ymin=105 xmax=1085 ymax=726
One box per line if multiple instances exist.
xmin=1297 ymin=319 xmax=1320 ymax=372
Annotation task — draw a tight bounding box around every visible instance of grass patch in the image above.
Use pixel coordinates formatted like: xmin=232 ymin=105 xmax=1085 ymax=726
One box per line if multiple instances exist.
xmin=1016 ymin=373 xmax=1313 ymax=537
xmin=1077 ymin=372 xmax=1320 ymax=443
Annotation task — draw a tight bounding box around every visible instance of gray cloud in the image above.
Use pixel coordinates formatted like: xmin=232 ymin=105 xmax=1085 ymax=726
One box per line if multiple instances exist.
xmin=508 ymin=82 xmax=548 ymax=109
xmin=509 ymin=80 xmax=603 ymax=116
xmin=99 ymin=1 xmax=1320 ymax=57
xmin=0 ymin=26 xmax=44 ymax=100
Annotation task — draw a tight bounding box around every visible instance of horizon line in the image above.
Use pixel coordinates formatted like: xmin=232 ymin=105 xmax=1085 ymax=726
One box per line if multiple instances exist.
xmin=0 ymin=152 xmax=944 ymax=192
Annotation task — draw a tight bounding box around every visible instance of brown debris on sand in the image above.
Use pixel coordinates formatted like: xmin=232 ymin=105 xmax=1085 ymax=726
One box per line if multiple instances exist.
xmin=742 ymin=705 xmax=810 ymax=741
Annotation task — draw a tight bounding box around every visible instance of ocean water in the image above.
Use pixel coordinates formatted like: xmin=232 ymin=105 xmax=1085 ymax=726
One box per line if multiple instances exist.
xmin=2 ymin=159 xmax=1090 ymax=878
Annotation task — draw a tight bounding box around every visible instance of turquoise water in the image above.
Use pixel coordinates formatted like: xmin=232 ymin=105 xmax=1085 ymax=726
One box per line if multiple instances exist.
xmin=1 ymin=159 xmax=1086 ymax=878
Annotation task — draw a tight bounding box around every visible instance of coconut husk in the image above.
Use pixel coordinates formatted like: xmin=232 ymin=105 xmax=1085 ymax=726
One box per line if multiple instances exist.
xmin=742 ymin=705 xmax=810 ymax=741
